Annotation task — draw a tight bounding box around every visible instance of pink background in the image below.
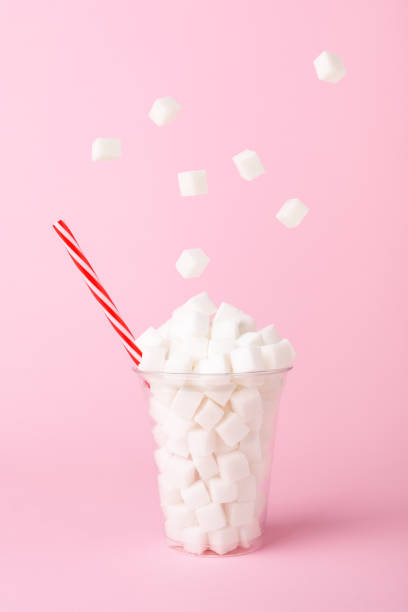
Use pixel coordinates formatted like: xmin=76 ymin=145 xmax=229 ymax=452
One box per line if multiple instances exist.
xmin=1 ymin=0 xmax=407 ymax=609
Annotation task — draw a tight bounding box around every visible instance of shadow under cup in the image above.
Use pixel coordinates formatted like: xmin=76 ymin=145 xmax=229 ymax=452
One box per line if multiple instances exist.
xmin=136 ymin=369 xmax=291 ymax=556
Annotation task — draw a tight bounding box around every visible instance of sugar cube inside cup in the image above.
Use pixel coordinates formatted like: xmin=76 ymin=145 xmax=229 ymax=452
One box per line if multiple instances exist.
xmin=208 ymin=527 xmax=239 ymax=555
xmin=183 ymin=526 xmax=208 ymax=555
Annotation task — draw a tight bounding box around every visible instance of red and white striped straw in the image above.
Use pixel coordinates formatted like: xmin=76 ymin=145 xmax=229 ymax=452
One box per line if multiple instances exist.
xmin=53 ymin=220 xmax=142 ymax=366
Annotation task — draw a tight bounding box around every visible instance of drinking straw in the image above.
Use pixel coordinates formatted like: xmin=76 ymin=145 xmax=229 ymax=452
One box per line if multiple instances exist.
xmin=53 ymin=220 xmax=142 ymax=365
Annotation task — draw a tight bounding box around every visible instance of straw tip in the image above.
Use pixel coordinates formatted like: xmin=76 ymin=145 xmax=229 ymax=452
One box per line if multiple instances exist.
xmin=53 ymin=220 xmax=66 ymax=232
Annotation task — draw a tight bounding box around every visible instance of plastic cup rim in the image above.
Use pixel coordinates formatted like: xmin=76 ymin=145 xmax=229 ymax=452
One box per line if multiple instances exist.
xmin=133 ymin=367 xmax=293 ymax=378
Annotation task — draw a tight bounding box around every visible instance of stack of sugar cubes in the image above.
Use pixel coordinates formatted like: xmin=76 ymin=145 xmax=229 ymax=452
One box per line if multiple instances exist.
xmin=137 ymin=292 xmax=295 ymax=555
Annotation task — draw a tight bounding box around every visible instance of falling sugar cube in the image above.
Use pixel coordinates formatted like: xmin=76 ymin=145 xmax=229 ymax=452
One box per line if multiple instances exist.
xmin=313 ymin=51 xmax=346 ymax=84
xmin=149 ymin=96 xmax=181 ymax=126
xmin=176 ymin=248 xmax=210 ymax=279
xmin=178 ymin=170 xmax=208 ymax=196
xmin=276 ymin=198 xmax=309 ymax=229
xmin=232 ymin=150 xmax=265 ymax=181
xmin=92 ymin=138 xmax=121 ymax=161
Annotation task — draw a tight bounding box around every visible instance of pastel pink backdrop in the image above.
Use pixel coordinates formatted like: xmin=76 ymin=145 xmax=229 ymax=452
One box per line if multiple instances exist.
xmin=1 ymin=0 xmax=407 ymax=610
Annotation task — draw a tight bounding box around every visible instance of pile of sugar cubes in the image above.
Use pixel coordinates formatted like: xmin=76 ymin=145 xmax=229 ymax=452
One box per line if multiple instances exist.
xmin=138 ymin=292 xmax=295 ymax=375
xmin=137 ymin=292 xmax=295 ymax=554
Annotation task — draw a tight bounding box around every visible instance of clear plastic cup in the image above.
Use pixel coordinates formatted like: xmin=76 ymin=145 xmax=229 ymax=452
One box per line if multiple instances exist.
xmin=136 ymin=368 xmax=291 ymax=556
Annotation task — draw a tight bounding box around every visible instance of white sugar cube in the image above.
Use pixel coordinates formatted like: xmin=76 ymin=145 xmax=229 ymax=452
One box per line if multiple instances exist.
xmin=180 ymin=337 xmax=208 ymax=361
xmin=216 ymin=413 xmax=250 ymax=447
xmin=188 ymin=428 xmax=216 ymax=457
xmin=165 ymin=503 xmax=197 ymax=529
xmin=216 ymin=436 xmax=237 ymax=455
xmin=192 ymin=359 xmax=213 ymax=374
xmin=175 ymin=337 xmax=209 ymax=361
xmin=91 ymin=138 xmax=121 ymax=161
xmin=230 ymin=346 xmax=264 ymax=373
xmin=166 ymin=456 xmax=196 ymax=488
xmin=213 ymin=302 xmax=243 ymax=323
xmin=196 ymin=503 xmax=226 ymax=532
xmin=193 ymin=454 xmax=219 ymax=480
xmin=226 ymin=501 xmax=255 ymax=527
xmin=238 ymin=314 xmax=257 ymax=334
xmin=217 ymin=450 xmax=250 ymax=482
xmin=236 ymin=474 xmax=257 ymax=502
xmin=236 ymin=332 xmax=263 ymax=347
xmin=178 ymin=170 xmax=208 ymax=197
xmin=139 ymin=346 xmax=167 ymax=371
xmin=194 ymin=354 xmax=231 ymax=374
xmin=239 ymin=432 xmax=262 ymax=463
xmin=175 ymin=248 xmax=210 ymax=278
xmin=183 ymin=526 xmax=208 ymax=555
xmin=154 ymin=447 xmax=172 ymax=472
xmin=208 ymin=526 xmax=239 ymax=555
xmin=205 ymin=384 xmax=235 ymax=407
xmin=261 ymin=324 xmax=281 ymax=345
xmin=261 ymin=339 xmax=296 ymax=370
xmin=208 ymin=339 xmax=236 ymax=358
xmin=184 ymin=292 xmax=217 ymax=316
xmin=166 ymin=436 xmax=190 ymax=458
xmin=150 ymin=382 xmax=177 ymax=406
xmin=163 ymin=411 xmax=194 ymax=439
xmin=157 ymin=320 xmax=170 ymax=339
xmin=232 ymin=149 xmax=265 ymax=181
xmin=230 ymin=387 xmax=263 ymax=422
xmin=164 ymin=353 xmax=193 ymax=373
xmin=171 ymin=386 xmax=204 ymax=420
xmin=181 ymin=480 xmax=210 ymax=509
xmin=194 ymin=398 xmax=224 ymax=431
xmin=152 ymin=424 xmax=168 ymax=447
xmin=136 ymin=326 xmax=168 ymax=351
xmin=213 ymin=305 xmax=256 ymax=335
xmin=240 ymin=519 xmax=261 ymax=548
xmin=313 ymin=51 xmax=346 ymax=84
xmin=149 ymin=96 xmax=180 ymax=126
xmin=208 ymin=477 xmax=238 ymax=503
xmin=211 ymin=319 xmax=240 ymax=340
xmin=170 ymin=309 xmax=210 ymax=339
xmin=149 ymin=397 xmax=169 ymax=424
xmin=158 ymin=474 xmax=182 ymax=506
xmin=276 ymin=198 xmax=309 ymax=229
